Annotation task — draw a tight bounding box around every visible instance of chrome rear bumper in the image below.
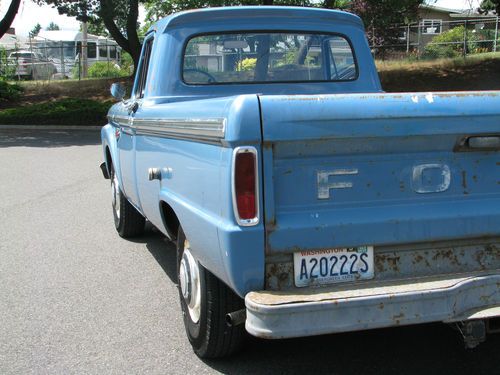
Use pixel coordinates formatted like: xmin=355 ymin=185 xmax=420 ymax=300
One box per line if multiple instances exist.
xmin=245 ymin=273 xmax=500 ymax=339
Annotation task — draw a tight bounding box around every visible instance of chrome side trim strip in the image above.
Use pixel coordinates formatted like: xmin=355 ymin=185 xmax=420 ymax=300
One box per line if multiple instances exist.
xmin=134 ymin=118 xmax=226 ymax=142
xmin=114 ymin=115 xmax=132 ymax=128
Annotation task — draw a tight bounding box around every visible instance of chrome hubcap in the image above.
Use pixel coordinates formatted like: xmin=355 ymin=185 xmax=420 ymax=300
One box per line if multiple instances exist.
xmin=179 ymin=241 xmax=201 ymax=323
xmin=111 ymin=173 xmax=120 ymax=219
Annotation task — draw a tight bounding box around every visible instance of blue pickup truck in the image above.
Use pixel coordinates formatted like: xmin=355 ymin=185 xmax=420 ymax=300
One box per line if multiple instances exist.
xmin=100 ymin=6 xmax=500 ymax=358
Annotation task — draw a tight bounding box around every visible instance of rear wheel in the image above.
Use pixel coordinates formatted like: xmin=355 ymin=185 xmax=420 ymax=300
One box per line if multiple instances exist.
xmin=177 ymin=226 xmax=245 ymax=358
xmin=110 ymin=164 xmax=145 ymax=238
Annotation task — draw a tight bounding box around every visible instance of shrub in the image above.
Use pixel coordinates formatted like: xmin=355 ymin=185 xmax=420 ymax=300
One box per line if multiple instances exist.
xmin=236 ymin=58 xmax=257 ymax=71
xmin=88 ymin=61 xmax=128 ymax=78
xmin=423 ymin=26 xmax=480 ymax=59
xmin=0 ymin=98 xmax=113 ymax=125
xmin=0 ymin=80 xmax=23 ymax=102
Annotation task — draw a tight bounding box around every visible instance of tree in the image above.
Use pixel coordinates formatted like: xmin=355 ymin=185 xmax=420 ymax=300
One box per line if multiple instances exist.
xmin=478 ymin=0 xmax=500 ymax=14
xmin=348 ymin=0 xmax=423 ymax=49
xmin=46 ymin=22 xmax=61 ymax=30
xmin=30 ymin=23 xmax=42 ymax=37
xmin=36 ymin=0 xmax=142 ymax=71
xmin=143 ymin=0 xmax=316 ymax=25
xmin=0 ymin=0 xmax=22 ymax=39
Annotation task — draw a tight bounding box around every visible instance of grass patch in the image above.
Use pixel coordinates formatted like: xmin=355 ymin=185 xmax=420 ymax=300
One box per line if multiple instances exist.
xmin=0 ymin=98 xmax=113 ymax=125
xmin=378 ymin=53 xmax=500 ymax=92
xmin=376 ymin=52 xmax=500 ymax=72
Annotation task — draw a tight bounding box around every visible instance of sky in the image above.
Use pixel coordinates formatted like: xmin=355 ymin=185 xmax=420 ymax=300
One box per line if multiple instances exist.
xmin=0 ymin=0 xmax=483 ymax=37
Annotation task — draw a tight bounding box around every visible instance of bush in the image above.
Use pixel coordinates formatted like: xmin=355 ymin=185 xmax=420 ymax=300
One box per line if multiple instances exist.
xmin=71 ymin=61 xmax=129 ymax=79
xmin=236 ymin=58 xmax=257 ymax=71
xmin=0 ymin=98 xmax=113 ymax=125
xmin=88 ymin=61 xmax=128 ymax=78
xmin=423 ymin=26 xmax=480 ymax=59
xmin=0 ymin=80 xmax=23 ymax=102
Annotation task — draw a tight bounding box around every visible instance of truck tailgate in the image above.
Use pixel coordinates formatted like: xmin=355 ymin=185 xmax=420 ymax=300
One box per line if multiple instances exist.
xmin=259 ymin=92 xmax=500 ymax=254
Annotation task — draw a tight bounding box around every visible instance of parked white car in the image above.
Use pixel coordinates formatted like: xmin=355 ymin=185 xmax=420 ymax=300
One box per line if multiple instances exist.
xmin=8 ymin=51 xmax=57 ymax=80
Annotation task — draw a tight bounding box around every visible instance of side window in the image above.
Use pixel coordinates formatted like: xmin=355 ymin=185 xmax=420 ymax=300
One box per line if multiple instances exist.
xmin=88 ymin=42 xmax=97 ymax=59
xmin=136 ymin=38 xmax=154 ymax=99
xmin=99 ymin=44 xmax=107 ymax=58
xmin=328 ymin=37 xmax=356 ymax=81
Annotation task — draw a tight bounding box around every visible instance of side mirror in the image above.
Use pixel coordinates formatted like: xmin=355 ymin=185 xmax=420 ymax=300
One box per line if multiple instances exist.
xmin=110 ymin=82 xmax=126 ymax=101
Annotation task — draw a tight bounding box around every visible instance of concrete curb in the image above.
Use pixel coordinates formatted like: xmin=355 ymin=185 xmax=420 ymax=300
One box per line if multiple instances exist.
xmin=0 ymin=125 xmax=102 ymax=131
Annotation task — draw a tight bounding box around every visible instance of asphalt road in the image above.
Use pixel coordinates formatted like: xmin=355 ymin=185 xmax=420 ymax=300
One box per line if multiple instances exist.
xmin=0 ymin=129 xmax=498 ymax=375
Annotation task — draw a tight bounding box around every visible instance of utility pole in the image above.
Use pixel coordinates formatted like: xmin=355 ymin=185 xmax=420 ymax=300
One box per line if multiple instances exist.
xmin=81 ymin=20 xmax=88 ymax=78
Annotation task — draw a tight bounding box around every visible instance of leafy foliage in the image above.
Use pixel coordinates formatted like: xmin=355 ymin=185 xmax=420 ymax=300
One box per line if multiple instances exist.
xmin=236 ymin=58 xmax=257 ymax=71
xmin=88 ymin=61 xmax=129 ymax=78
xmin=46 ymin=22 xmax=60 ymax=31
xmin=423 ymin=26 xmax=479 ymax=59
xmin=349 ymin=0 xmax=423 ymax=49
xmin=0 ymin=80 xmax=23 ymax=102
xmin=0 ymin=47 xmax=16 ymax=79
xmin=478 ymin=0 xmax=500 ymax=14
xmin=0 ymin=98 xmax=113 ymax=125
xmin=30 ymin=23 xmax=42 ymax=37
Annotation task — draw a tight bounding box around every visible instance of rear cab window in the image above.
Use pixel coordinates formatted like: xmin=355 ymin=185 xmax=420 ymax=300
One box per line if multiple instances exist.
xmin=183 ymin=32 xmax=357 ymax=85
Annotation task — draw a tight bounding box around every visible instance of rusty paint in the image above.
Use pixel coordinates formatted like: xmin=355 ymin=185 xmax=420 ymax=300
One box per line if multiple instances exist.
xmin=375 ymin=253 xmax=401 ymax=273
xmin=266 ymin=262 xmax=294 ymax=290
xmin=461 ymin=170 xmax=468 ymax=190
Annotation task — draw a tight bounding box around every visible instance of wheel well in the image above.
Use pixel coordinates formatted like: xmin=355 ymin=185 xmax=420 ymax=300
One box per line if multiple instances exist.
xmin=105 ymin=146 xmax=112 ymax=174
xmin=160 ymin=201 xmax=180 ymax=240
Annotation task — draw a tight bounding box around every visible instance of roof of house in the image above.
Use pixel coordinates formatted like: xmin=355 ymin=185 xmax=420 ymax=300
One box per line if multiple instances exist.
xmin=0 ymin=33 xmax=28 ymax=49
xmin=36 ymin=30 xmax=117 ymax=43
xmin=419 ymin=4 xmax=465 ymax=14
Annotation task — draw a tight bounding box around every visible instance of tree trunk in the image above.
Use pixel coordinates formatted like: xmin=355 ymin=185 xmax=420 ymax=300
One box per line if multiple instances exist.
xmin=99 ymin=0 xmax=141 ymax=76
xmin=0 ymin=0 xmax=22 ymax=39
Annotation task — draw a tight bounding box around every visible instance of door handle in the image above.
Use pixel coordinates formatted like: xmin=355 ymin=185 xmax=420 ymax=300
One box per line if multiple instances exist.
xmin=455 ymin=135 xmax=500 ymax=152
xmin=468 ymin=136 xmax=500 ymax=149
xmin=126 ymin=101 xmax=139 ymax=114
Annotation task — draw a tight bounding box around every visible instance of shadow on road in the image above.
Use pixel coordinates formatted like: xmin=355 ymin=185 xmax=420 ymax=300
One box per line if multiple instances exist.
xmin=130 ymin=225 xmax=178 ymax=284
xmin=0 ymin=129 xmax=101 ymax=148
xmin=207 ymin=324 xmax=500 ymax=375
xmin=133 ymin=228 xmax=500 ymax=375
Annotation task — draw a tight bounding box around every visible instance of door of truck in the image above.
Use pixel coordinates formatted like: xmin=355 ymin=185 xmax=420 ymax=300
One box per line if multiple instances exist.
xmin=116 ymin=36 xmax=154 ymax=208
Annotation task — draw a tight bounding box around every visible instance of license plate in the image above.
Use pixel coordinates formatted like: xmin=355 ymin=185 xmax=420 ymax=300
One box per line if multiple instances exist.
xmin=293 ymin=246 xmax=374 ymax=287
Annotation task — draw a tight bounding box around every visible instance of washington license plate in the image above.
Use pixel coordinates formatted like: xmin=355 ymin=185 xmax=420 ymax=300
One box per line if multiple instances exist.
xmin=293 ymin=246 xmax=374 ymax=287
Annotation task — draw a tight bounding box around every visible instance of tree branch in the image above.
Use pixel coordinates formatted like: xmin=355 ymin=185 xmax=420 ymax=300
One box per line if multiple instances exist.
xmin=0 ymin=0 xmax=22 ymax=39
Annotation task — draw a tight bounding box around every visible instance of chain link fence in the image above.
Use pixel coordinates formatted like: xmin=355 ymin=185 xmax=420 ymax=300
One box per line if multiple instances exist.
xmin=371 ymin=17 xmax=500 ymax=61
xmin=0 ymin=35 xmax=131 ymax=81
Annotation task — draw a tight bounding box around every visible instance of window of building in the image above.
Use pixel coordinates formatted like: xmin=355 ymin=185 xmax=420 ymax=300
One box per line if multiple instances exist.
xmin=99 ymin=44 xmax=108 ymax=58
xmin=421 ymin=19 xmax=442 ymax=34
xmin=87 ymin=42 xmax=96 ymax=58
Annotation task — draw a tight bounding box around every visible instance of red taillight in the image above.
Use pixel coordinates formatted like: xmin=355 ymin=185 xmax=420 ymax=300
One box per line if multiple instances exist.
xmin=233 ymin=148 xmax=258 ymax=224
